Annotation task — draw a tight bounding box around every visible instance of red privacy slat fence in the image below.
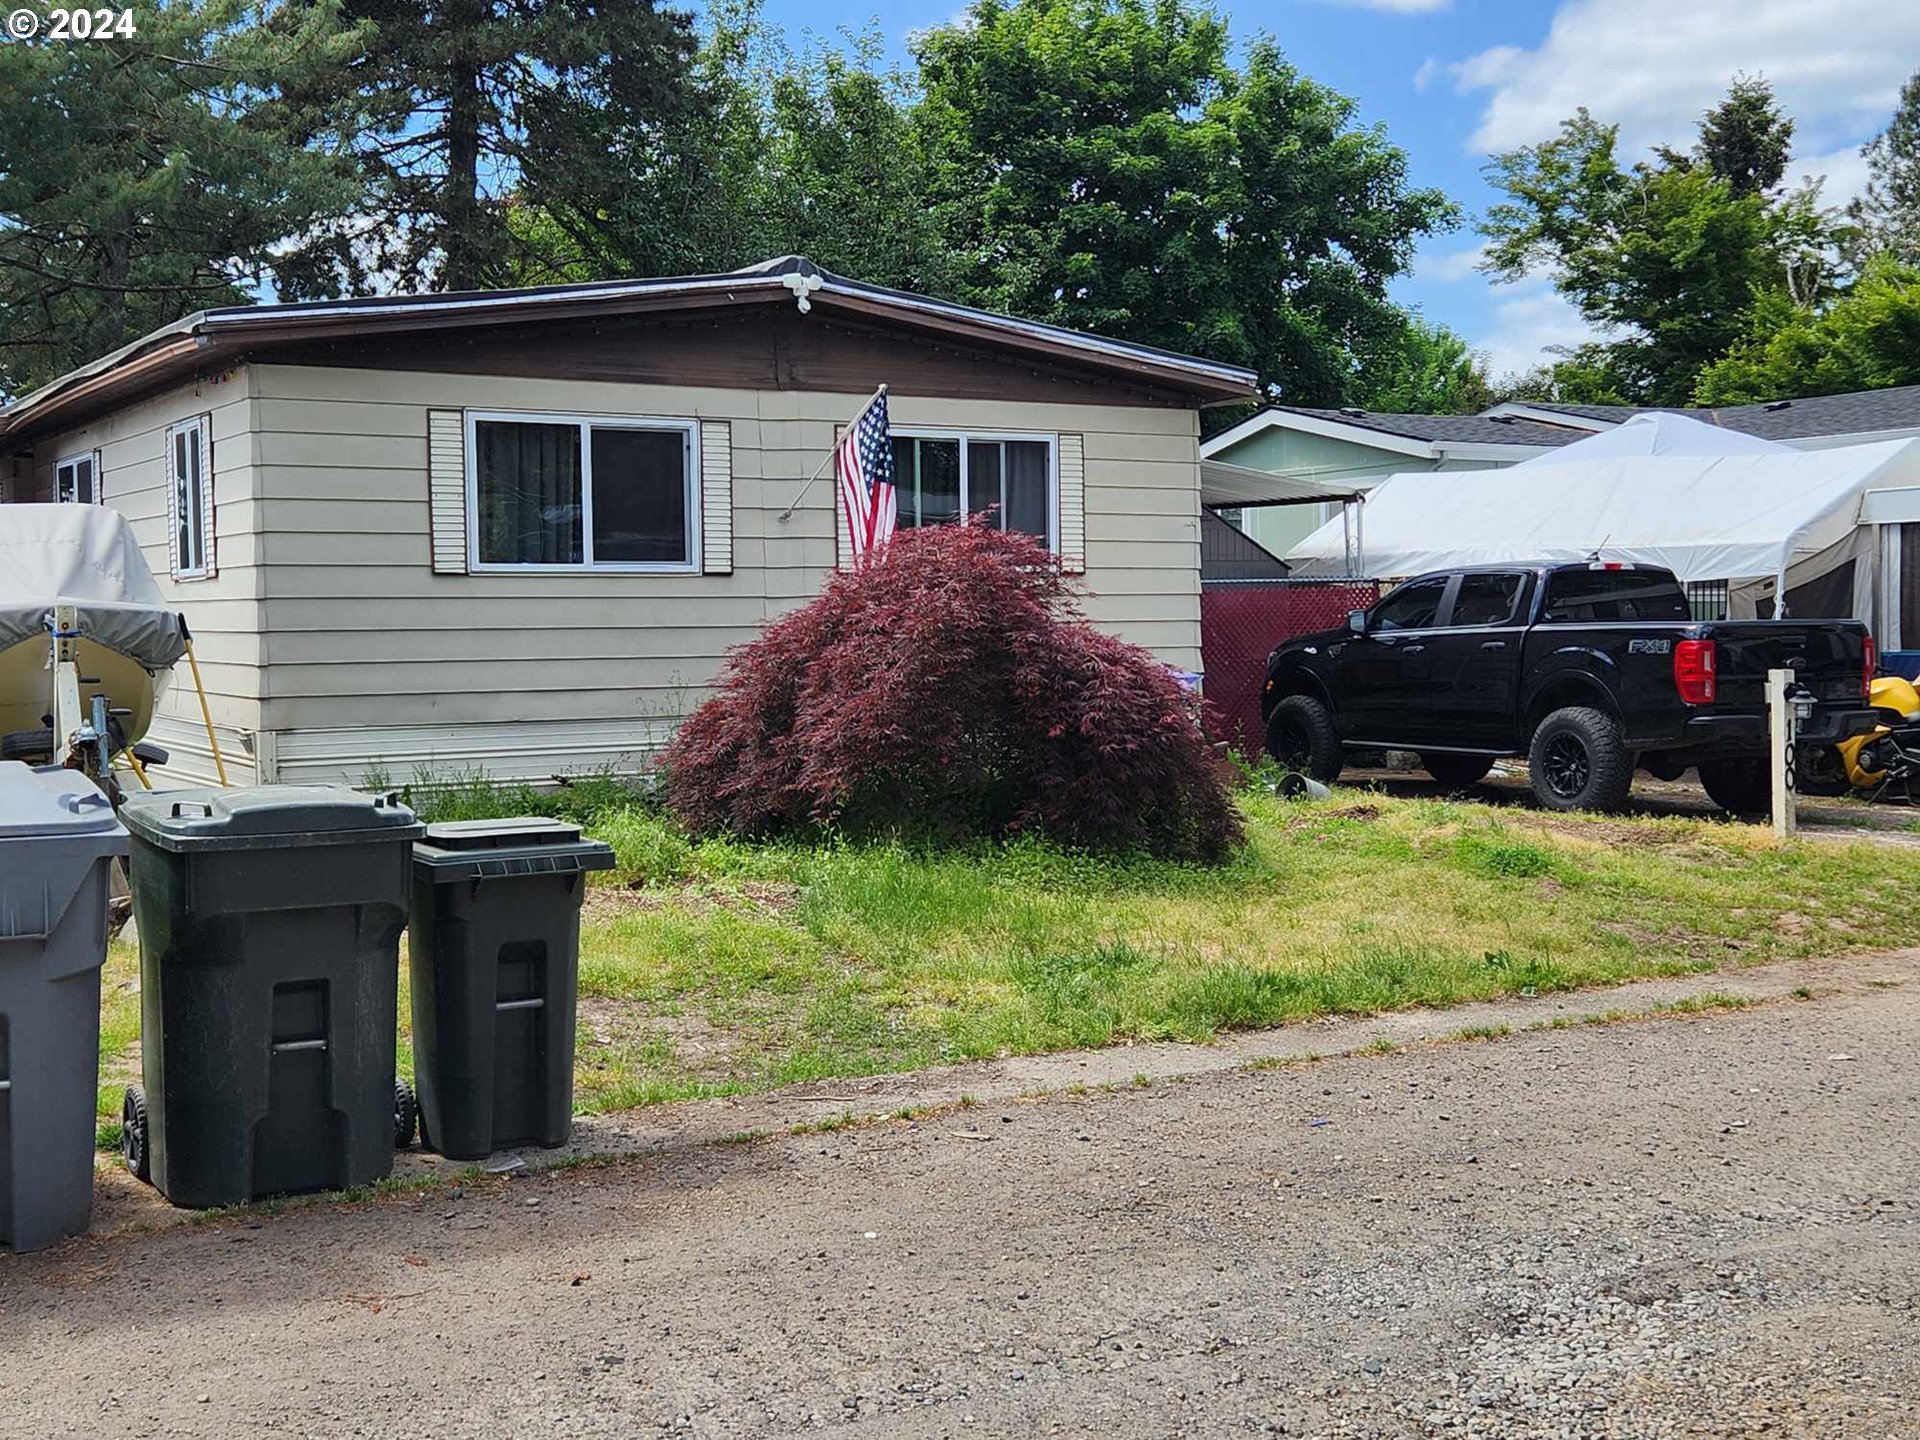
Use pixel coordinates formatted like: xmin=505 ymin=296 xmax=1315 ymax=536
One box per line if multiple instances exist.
xmin=1200 ymin=578 xmax=1382 ymax=752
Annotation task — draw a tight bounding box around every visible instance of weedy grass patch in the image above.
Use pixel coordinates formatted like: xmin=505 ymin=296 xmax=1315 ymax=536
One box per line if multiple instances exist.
xmin=96 ymin=786 xmax=1912 ymax=1129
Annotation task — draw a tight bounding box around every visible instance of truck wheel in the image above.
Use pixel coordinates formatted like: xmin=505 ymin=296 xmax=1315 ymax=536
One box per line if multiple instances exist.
xmin=1527 ymin=707 xmax=1633 ymax=812
xmin=1697 ymin=757 xmax=1772 ymax=816
xmin=1421 ymin=753 xmax=1493 ymax=790
xmin=1266 ymin=695 xmax=1343 ymax=783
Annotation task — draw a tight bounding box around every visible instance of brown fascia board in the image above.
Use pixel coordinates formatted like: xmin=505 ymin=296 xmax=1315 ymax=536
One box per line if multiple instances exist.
xmin=2 ymin=278 xmax=1255 ymax=443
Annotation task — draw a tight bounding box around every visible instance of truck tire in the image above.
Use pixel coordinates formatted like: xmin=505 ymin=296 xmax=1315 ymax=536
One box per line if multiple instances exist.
xmin=1697 ymin=757 xmax=1771 ymax=816
xmin=1527 ymin=706 xmax=1633 ymax=812
xmin=1266 ymin=695 xmax=1343 ymax=783
xmin=1421 ymin=753 xmax=1493 ymax=790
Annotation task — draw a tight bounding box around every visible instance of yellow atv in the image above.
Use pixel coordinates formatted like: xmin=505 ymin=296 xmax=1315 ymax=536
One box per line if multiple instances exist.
xmin=1798 ymin=675 xmax=1920 ymax=798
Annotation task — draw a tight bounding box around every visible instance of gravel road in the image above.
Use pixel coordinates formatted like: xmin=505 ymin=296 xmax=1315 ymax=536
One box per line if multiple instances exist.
xmin=4 ymin=981 xmax=1917 ymax=1439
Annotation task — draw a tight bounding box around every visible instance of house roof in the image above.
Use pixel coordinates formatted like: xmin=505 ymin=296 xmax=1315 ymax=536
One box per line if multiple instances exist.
xmin=1487 ymin=385 xmax=1920 ymax=443
xmin=1273 ymin=406 xmax=1585 ymax=449
xmin=1202 ymin=403 xmax=1572 ymax=467
xmin=0 ymin=256 xmax=1258 ymax=443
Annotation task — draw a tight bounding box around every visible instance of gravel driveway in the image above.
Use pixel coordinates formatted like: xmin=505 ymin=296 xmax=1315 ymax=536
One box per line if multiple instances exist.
xmin=4 ymin=978 xmax=1916 ymax=1439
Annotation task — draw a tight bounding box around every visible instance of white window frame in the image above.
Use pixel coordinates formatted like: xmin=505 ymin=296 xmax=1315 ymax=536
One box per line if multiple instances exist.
xmin=167 ymin=417 xmax=210 ymax=580
xmin=890 ymin=427 xmax=1059 ymax=552
xmin=55 ymin=449 xmax=102 ymax=505
xmin=465 ymin=410 xmax=702 ymax=574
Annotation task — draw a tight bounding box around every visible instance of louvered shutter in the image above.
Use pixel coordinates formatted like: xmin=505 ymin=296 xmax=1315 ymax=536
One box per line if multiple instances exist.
xmin=165 ymin=425 xmax=181 ymax=578
xmin=1057 ymin=433 xmax=1086 ymax=574
xmin=700 ymin=420 xmax=733 ymax=575
xmin=833 ymin=423 xmax=849 ymax=571
xmin=197 ymin=418 xmax=216 ymax=579
xmin=428 ymin=409 xmax=468 ymax=574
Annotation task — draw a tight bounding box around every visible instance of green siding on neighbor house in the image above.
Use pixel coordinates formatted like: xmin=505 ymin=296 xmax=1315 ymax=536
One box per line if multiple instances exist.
xmin=1209 ymin=426 xmax=1434 ymax=559
xmin=1208 ymin=427 xmax=1524 ymax=562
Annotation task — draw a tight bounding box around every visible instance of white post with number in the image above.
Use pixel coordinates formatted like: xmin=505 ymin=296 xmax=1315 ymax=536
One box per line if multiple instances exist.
xmin=1766 ymin=667 xmax=1796 ymax=839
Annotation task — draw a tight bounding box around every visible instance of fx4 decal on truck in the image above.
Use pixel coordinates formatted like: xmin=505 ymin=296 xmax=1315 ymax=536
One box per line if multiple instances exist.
xmin=1628 ymin=638 xmax=1672 ymax=655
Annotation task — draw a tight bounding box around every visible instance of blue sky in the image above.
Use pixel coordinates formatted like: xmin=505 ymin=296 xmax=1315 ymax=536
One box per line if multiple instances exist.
xmin=750 ymin=0 xmax=1920 ymax=382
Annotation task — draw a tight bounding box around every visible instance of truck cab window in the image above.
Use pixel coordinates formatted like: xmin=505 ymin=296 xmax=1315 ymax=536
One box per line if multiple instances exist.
xmin=1542 ymin=570 xmax=1690 ymax=623
xmin=1448 ymin=573 xmax=1524 ymax=627
xmin=1370 ymin=577 xmax=1447 ymax=631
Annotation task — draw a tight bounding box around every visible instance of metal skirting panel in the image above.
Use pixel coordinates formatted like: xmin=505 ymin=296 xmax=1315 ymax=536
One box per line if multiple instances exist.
xmin=269 ymin=717 xmax=682 ymax=787
xmin=141 ymin=713 xmax=260 ymax=789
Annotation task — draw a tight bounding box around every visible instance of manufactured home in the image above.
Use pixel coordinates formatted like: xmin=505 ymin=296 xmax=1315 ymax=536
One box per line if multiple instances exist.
xmin=0 ymin=258 xmax=1256 ymax=785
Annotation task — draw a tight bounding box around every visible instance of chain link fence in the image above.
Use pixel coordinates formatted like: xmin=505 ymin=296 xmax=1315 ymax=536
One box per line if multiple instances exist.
xmin=1200 ymin=577 xmax=1381 ymax=752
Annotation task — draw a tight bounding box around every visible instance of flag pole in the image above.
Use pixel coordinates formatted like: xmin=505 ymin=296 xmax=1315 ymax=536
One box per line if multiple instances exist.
xmin=776 ymin=385 xmax=887 ymax=525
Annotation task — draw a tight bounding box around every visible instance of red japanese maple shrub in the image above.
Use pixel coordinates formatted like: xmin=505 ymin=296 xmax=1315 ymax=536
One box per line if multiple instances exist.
xmin=662 ymin=523 xmax=1242 ymax=862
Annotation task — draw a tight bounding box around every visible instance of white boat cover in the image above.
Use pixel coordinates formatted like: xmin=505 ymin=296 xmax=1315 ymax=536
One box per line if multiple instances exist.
xmin=0 ymin=505 xmax=187 ymax=667
xmin=1286 ymin=425 xmax=1920 ymax=609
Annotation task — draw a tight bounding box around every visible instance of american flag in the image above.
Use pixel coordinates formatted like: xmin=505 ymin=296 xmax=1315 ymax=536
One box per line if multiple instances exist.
xmin=836 ymin=389 xmax=896 ymax=561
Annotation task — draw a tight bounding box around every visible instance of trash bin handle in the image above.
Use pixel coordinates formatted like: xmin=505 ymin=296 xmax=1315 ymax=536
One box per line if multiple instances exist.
xmin=171 ymin=801 xmax=215 ymax=819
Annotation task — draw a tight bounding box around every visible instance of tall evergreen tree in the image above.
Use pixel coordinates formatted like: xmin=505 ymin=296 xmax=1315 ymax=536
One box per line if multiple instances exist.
xmin=283 ymin=0 xmax=705 ymax=293
xmin=1694 ymin=75 xmax=1794 ymax=198
xmin=1849 ymin=69 xmax=1920 ymax=265
xmin=0 ymin=0 xmax=367 ymax=396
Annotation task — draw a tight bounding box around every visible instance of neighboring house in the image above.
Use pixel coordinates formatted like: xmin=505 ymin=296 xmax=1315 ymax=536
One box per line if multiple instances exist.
xmin=0 ymin=257 xmax=1255 ymax=786
xmin=1485 ymin=385 xmax=1920 ymax=450
xmin=1201 ymin=406 xmax=1568 ymax=556
xmin=1208 ymin=385 xmax=1920 ymax=562
xmin=1198 ymin=509 xmax=1291 ymax=582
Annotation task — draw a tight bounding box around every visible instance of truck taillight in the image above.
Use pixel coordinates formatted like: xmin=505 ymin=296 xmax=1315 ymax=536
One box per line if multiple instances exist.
xmin=1864 ymin=634 xmax=1877 ymax=698
xmin=1674 ymin=639 xmax=1716 ymax=705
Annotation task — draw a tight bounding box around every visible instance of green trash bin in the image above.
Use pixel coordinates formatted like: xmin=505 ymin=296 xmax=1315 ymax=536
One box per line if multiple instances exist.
xmin=409 ymin=818 xmax=613 ymax=1161
xmin=118 ymin=785 xmax=423 ymax=1209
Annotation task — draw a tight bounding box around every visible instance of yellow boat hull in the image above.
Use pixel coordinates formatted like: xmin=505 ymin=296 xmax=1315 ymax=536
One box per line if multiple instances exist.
xmin=0 ymin=633 xmax=165 ymax=749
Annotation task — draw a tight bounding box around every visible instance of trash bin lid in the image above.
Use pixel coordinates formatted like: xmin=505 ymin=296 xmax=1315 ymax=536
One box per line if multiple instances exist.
xmin=0 ymin=762 xmax=123 ymax=839
xmin=120 ymin=784 xmax=423 ymax=852
xmin=414 ymin=816 xmax=615 ymax=882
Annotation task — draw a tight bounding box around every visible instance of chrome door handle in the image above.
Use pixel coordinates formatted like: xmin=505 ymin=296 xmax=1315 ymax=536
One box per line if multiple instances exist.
xmin=1404 ymin=644 xmax=1426 ymax=654
xmin=1481 ymin=640 xmax=1507 ymax=650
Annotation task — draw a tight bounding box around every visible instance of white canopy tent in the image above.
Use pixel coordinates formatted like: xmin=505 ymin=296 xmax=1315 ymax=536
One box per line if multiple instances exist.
xmin=1286 ymin=414 xmax=1920 ymax=631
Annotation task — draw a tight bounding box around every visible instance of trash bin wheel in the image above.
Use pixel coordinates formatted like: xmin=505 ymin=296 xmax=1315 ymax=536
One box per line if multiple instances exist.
xmin=394 ymin=1080 xmax=418 ymax=1150
xmin=122 ymin=1084 xmax=151 ymax=1182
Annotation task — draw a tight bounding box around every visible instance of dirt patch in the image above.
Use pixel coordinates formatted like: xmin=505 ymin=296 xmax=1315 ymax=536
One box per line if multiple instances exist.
xmin=582 ymin=879 xmax=802 ymax=923
xmin=576 ymin=996 xmax=741 ymax=1076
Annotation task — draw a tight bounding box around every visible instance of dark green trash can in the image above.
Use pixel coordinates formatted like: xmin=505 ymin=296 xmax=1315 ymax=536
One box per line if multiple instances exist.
xmin=409 ymin=818 xmax=613 ymax=1161
xmin=119 ymin=786 xmax=423 ymax=1209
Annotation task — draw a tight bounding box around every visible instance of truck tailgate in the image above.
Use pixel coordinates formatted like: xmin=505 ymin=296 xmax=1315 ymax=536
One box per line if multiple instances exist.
xmin=1709 ymin=623 xmax=1867 ymax=706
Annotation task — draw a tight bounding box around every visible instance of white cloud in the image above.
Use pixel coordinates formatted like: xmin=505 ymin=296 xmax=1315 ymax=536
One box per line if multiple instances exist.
xmin=1417 ymin=241 xmax=1489 ymax=283
xmin=1413 ymin=57 xmax=1441 ymax=93
xmin=1470 ymin=277 xmax=1597 ymax=381
xmin=1451 ymin=0 xmax=1919 ymax=206
xmin=1323 ymin=0 xmax=1450 ymax=12
xmin=1788 ymin=143 xmax=1874 ymax=207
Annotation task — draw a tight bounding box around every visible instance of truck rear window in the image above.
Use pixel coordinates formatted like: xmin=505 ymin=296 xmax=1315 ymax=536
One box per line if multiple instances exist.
xmin=1541 ymin=570 xmax=1691 ymax=623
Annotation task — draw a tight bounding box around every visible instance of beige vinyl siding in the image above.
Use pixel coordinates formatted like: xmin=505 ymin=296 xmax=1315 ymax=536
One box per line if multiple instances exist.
xmin=248 ymin=363 xmax=1199 ymax=781
xmin=27 ymin=372 xmax=264 ymax=784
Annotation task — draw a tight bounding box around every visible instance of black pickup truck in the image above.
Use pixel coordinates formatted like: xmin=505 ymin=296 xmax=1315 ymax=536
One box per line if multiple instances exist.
xmin=1262 ymin=563 xmax=1878 ymax=813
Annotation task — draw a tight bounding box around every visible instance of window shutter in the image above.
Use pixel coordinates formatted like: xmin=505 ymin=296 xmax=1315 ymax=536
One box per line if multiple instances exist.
xmin=1058 ymin=433 xmax=1086 ymax=574
xmin=700 ymin=420 xmax=733 ymax=575
xmin=165 ymin=426 xmax=183 ymax=578
xmin=834 ymin=423 xmax=849 ymax=571
xmin=197 ymin=418 xmax=217 ymax=579
xmin=428 ymin=409 xmax=468 ymax=575
xmin=91 ymin=449 xmax=103 ymax=505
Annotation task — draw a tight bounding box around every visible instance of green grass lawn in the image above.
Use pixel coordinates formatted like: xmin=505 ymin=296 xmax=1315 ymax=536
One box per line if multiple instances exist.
xmin=94 ymin=787 xmax=1917 ymax=1135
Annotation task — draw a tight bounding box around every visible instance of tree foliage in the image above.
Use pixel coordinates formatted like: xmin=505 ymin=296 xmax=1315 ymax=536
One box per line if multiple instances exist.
xmin=1480 ymin=85 xmax=1831 ymax=406
xmin=1352 ymin=317 xmax=1494 ymax=415
xmin=1849 ymin=68 xmax=1920 ymax=266
xmin=914 ymin=0 xmax=1457 ymax=405
xmin=1693 ymin=259 xmax=1920 ymax=404
xmin=0 ymin=0 xmax=368 ymax=395
xmin=663 ymin=522 xmax=1242 ymax=862
xmin=281 ymin=0 xmax=705 ymax=294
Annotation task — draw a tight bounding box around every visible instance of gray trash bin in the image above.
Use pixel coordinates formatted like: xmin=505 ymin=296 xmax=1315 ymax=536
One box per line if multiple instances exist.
xmin=0 ymin=763 xmax=127 ymax=1252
